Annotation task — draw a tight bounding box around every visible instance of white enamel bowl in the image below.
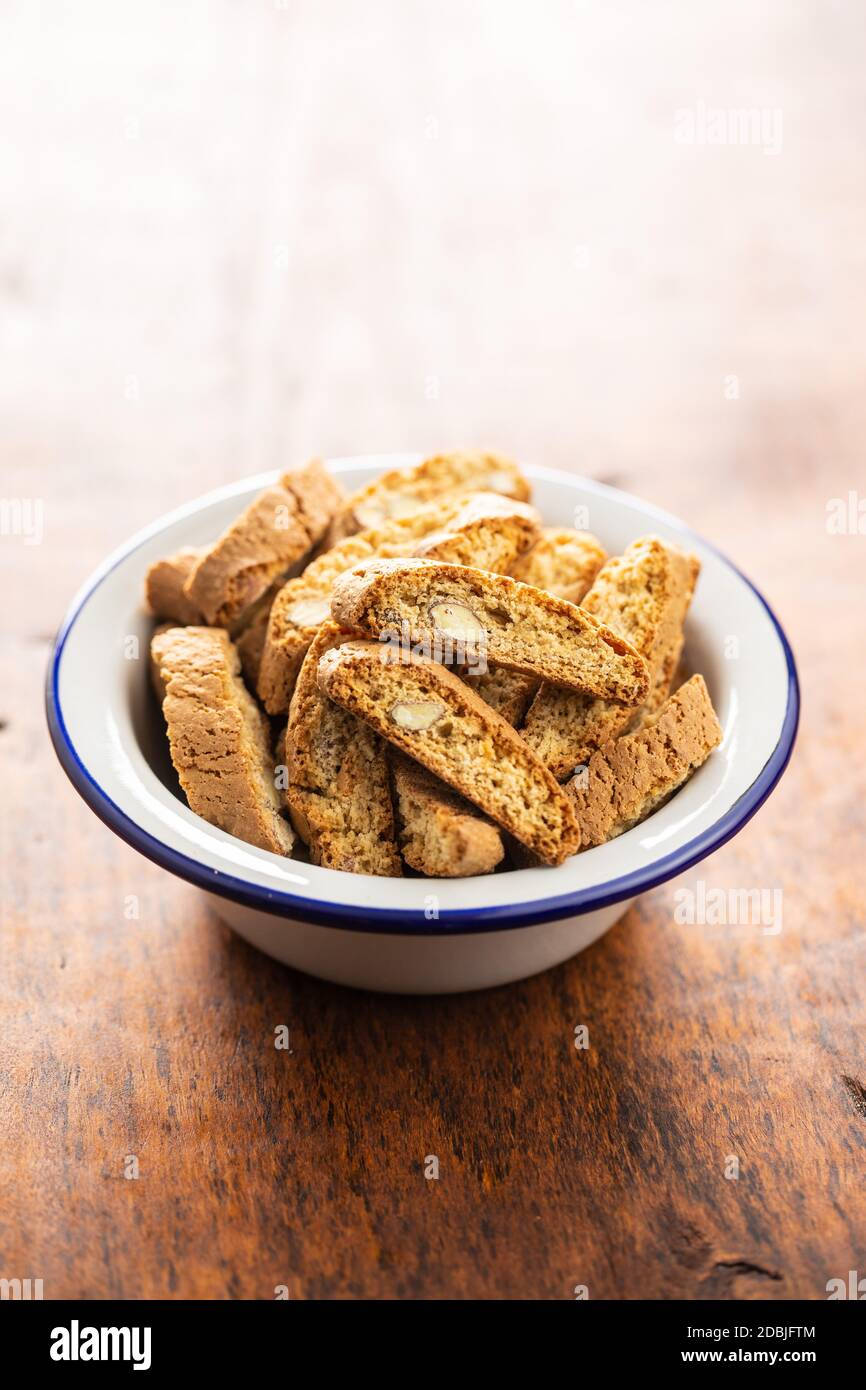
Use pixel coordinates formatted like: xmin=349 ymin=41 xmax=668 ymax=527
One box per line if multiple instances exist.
xmin=46 ymin=458 xmax=799 ymax=994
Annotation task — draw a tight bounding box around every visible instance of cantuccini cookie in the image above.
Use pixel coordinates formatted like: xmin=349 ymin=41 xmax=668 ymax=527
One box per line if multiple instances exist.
xmin=326 ymin=449 xmax=531 ymax=544
xmin=329 ymin=559 xmax=650 ymax=703
xmin=316 ymin=641 xmax=581 ymax=865
xmin=150 ymin=625 xmax=294 ymax=855
xmin=256 ymin=493 xmax=541 ymax=715
xmin=522 ymin=536 xmax=699 ymax=778
xmin=145 ymin=548 xmax=205 ymax=625
xmin=566 ymin=674 xmax=722 ymax=846
xmin=390 ymin=752 xmax=505 ymax=877
xmin=509 ymin=528 xmax=607 ymax=602
xmin=184 ymin=460 xmax=343 ymax=628
xmin=284 ymin=622 xmax=402 ymax=875
xmin=462 ymin=668 xmax=539 ymax=726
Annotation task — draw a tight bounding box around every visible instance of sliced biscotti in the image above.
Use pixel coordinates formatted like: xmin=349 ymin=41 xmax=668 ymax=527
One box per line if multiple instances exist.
xmin=329 ymin=559 xmax=650 ymax=703
xmin=390 ymin=753 xmax=504 ymax=877
xmin=566 ymin=674 xmax=722 ymax=847
xmin=411 ymin=493 xmax=539 ymax=571
xmin=150 ymin=626 xmax=295 ymax=856
xmin=184 ymin=460 xmax=344 ymax=627
xmin=234 ymin=606 xmax=270 ymax=688
xmin=509 ymin=528 xmax=607 ymax=602
xmin=316 ymin=641 xmax=581 ymax=865
xmin=522 ymin=536 xmax=699 ymax=778
xmin=326 ymin=449 xmax=530 ymax=543
xmin=145 ymin=548 xmax=205 ymax=624
xmin=284 ymin=622 xmax=402 ymax=876
xmin=256 ymin=493 xmax=541 ymax=715
xmin=462 ymin=668 xmax=539 ymax=726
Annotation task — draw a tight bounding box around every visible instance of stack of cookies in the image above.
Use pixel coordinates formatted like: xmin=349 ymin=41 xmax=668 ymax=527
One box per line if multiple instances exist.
xmin=146 ymin=452 xmax=722 ymax=877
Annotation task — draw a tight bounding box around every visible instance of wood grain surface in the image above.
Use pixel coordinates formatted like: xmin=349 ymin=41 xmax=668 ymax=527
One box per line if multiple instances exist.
xmin=1 ymin=0 xmax=864 ymax=1300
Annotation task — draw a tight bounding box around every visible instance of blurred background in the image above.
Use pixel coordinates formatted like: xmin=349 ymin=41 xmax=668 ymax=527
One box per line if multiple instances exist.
xmin=3 ymin=0 xmax=864 ymax=595
xmin=1 ymin=0 xmax=864 ymax=1300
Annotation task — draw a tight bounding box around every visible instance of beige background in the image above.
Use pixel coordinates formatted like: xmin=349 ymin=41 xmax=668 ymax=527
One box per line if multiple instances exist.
xmin=1 ymin=0 xmax=864 ymax=1299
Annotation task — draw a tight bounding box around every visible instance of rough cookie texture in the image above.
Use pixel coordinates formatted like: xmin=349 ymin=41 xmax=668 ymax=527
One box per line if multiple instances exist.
xmin=329 ymin=559 xmax=650 ymax=703
xmin=184 ymin=460 xmax=344 ymax=627
xmin=145 ymin=548 xmax=205 ymax=624
xmin=256 ymin=492 xmax=541 ymax=715
xmin=326 ymin=449 xmax=531 ymax=544
xmin=566 ymin=674 xmax=722 ymax=846
xmin=463 ymin=668 xmax=539 ymax=726
xmin=509 ymin=528 xmax=607 ymax=602
xmin=316 ymin=641 xmax=581 ymax=865
xmin=234 ymin=605 xmax=270 ymax=688
xmin=522 ymin=536 xmax=699 ymax=778
xmin=150 ymin=626 xmax=295 ymax=855
xmin=390 ymin=752 xmax=505 ymax=877
xmin=284 ymin=622 xmax=402 ymax=875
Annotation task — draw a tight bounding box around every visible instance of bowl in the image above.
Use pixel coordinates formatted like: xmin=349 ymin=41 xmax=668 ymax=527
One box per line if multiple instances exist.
xmin=46 ymin=456 xmax=799 ymax=994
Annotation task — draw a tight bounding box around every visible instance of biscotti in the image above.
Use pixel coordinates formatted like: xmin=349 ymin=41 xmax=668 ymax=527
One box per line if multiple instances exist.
xmin=566 ymin=674 xmax=722 ymax=846
xmin=150 ymin=626 xmax=295 ymax=856
xmin=234 ymin=606 xmax=270 ymax=687
xmin=463 ymin=668 xmax=539 ymax=726
xmin=326 ymin=449 xmax=530 ymax=543
xmin=145 ymin=548 xmax=205 ymax=625
xmin=184 ymin=460 xmax=344 ymax=627
xmin=390 ymin=752 xmax=505 ymax=877
xmin=509 ymin=528 xmax=607 ymax=602
xmin=522 ymin=536 xmax=699 ymax=778
xmin=256 ymin=493 xmax=541 ymax=715
xmin=329 ymin=559 xmax=651 ymax=703
xmin=284 ymin=622 xmax=402 ymax=875
xmin=316 ymin=640 xmax=581 ymax=865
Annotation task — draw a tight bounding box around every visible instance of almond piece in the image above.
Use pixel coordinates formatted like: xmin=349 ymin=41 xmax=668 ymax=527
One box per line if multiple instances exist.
xmin=427 ymin=599 xmax=485 ymax=638
xmin=284 ymin=597 xmax=331 ymax=628
xmin=389 ymin=700 xmax=446 ymax=731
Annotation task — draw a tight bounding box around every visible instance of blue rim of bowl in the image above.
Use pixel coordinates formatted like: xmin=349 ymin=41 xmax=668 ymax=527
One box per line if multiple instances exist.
xmin=45 ymin=465 xmax=800 ymax=937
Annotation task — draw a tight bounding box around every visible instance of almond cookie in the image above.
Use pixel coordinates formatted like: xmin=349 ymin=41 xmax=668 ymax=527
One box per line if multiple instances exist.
xmin=145 ymin=548 xmax=205 ymax=624
xmin=256 ymin=493 xmax=541 ymax=715
xmin=184 ymin=459 xmax=344 ymax=628
xmin=326 ymin=449 xmax=531 ymax=543
xmin=390 ymin=752 xmax=505 ymax=877
xmin=150 ymin=626 xmax=295 ymax=856
xmin=329 ymin=559 xmax=650 ymax=703
xmin=462 ymin=669 xmax=540 ymax=726
xmin=509 ymin=528 xmax=607 ymax=602
xmin=234 ymin=606 xmax=270 ymax=688
xmin=522 ymin=536 xmax=699 ymax=778
xmin=316 ymin=641 xmax=581 ymax=865
xmin=284 ymin=622 xmax=402 ymax=876
xmin=566 ymin=674 xmax=722 ymax=846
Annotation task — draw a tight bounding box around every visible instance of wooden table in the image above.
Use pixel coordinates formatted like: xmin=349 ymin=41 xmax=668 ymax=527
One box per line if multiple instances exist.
xmin=2 ymin=1 xmax=864 ymax=1299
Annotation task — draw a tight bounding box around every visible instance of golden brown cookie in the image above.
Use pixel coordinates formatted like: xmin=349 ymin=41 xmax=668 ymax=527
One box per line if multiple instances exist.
xmin=329 ymin=559 xmax=650 ymax=703
xmin=522 ymin=536 xmax=699 ymax=777
xmin=566 ymin=674 xmax=721 ymax=846
xmin=509 ymin=528 xmax=607 ymax=602
xmin=184 ymin=460 xmax=343 ymax=627
xmin=390 ymin=752 xmax=504 ymax=877
xmin=256 ymin=493 xmax=540 ymax=715
xmin=150 ymin=626 xmax=295 ymax=855
xmin=284 ymin=623 xmax=402 ymax=875
xmin=326 ymin=449 xmax=530 ymax=543
xmin=145 ymin=548 xmax=205 ymax=624
xmin=316 ymin=640 xmax=581 ymax=865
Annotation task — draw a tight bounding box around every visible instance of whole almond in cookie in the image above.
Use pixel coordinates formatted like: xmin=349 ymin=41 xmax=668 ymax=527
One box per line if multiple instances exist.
xmin=329 ymin=559 xmax=650 ymax=704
